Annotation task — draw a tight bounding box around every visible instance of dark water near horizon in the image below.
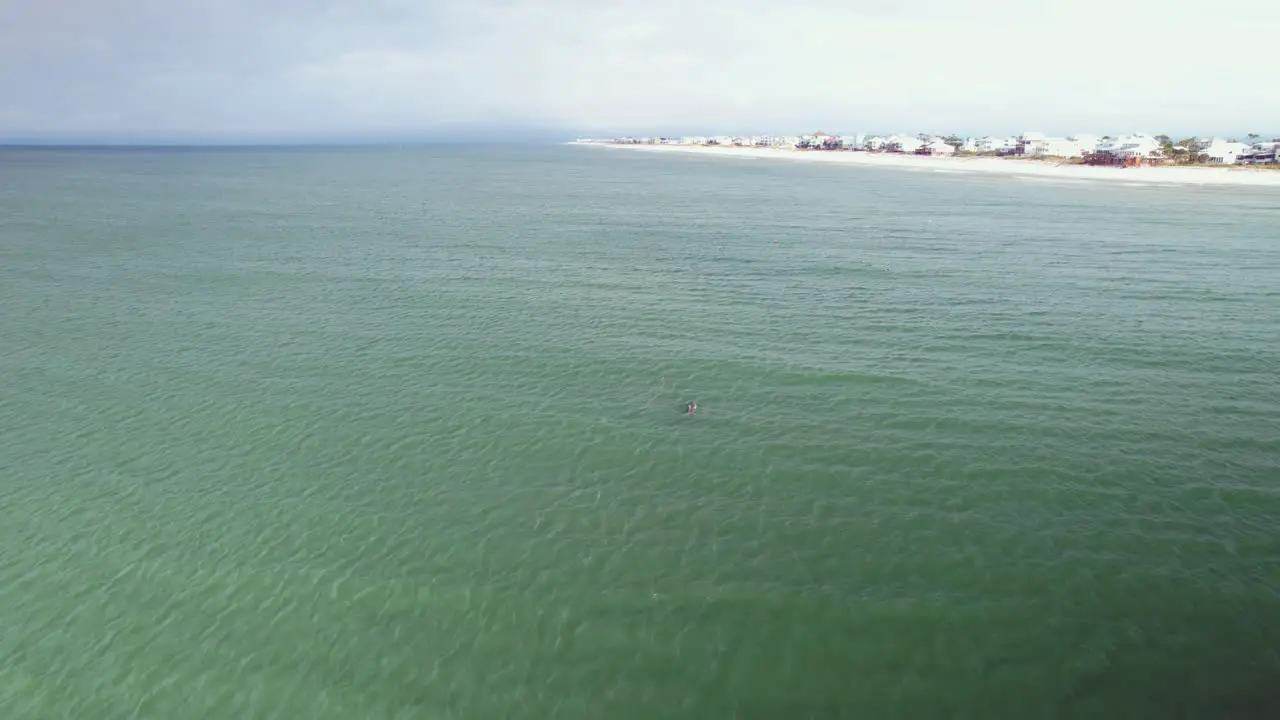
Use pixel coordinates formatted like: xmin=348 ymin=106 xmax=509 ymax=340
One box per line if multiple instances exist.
xmin=1 ymin=145 xmax=1278 ymax=718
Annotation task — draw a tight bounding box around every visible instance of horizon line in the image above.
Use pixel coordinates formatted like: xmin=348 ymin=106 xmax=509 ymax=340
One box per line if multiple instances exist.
xmin=0 ymin=138 xmax=579 ymax=149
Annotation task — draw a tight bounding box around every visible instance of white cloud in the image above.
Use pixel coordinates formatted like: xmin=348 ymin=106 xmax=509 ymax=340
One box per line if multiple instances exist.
xmin=2 ymin=0 xmax=1277 ymax=139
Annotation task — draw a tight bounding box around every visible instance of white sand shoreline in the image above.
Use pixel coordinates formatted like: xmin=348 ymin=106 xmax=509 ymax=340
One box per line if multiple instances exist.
xmin=570 ymin=142 xmax=1280 ymax=188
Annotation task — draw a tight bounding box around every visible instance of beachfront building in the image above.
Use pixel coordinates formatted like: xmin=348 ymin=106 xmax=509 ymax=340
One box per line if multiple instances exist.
xmin=1104 ymin=135 xmax=1163 ymax=157
xmin=1198 ymin=138 xmax=1253 ymax=164
xmin=886 ymin=136 xmax=924 ymax=153
xmin=1085 ymin=134 xmax=1165 ymax=165
xmin=864 ymin=136 xmax=888 ymax=150
xmin=1022 ymin=137 xmax=1093 ymax=158
xmin=973 ymin=136 xmax=1017 ymax=154
xmin=802 ymin=132 xmax=842 ymax=149
xmin=918 ymin=139 xmax=956 ymax=156
xmin=1239 ymin=141 xmax=1280 ymax=164
xmin=1015 ymin=132 xmax=1046 ymax=155
xmin=1072 ymin=135 xmax=1101 ymax=153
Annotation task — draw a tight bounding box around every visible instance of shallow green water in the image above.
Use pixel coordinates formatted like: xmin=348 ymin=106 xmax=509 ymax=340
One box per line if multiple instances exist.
xmin=1 ymin=145 xmax=1277 ymax=718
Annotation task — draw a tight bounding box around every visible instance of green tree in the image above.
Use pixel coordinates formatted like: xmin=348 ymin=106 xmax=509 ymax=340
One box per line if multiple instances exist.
xmin=1173 ymin=138 xmax=1201 ymax=164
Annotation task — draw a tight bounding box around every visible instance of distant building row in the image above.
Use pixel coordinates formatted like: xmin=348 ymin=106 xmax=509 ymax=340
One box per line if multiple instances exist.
xmin=587 ymin=133 xmax=1280 ymax=165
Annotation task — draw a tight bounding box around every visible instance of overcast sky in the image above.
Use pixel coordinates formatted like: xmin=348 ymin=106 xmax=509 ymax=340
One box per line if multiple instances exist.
xmin=2 ymin=0 xmax=1277 ymax=142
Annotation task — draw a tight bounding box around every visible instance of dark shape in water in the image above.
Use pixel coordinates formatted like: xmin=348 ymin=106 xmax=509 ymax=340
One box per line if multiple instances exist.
xmin=684 ymin=401 xmax=697 ymax=415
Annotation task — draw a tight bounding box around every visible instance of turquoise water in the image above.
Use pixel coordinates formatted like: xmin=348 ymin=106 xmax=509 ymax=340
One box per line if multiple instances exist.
xmin=1 ymin=145 xmax=1277 ymax=718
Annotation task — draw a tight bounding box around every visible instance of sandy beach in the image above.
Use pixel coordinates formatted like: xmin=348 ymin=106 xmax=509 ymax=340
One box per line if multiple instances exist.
xmin=574 ymin=142 xmax=1280 ymax=188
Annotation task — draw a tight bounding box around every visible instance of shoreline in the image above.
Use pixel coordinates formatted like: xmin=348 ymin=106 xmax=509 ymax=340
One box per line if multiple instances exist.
xmin=570 ymin=142 xmax=1280 ymax=187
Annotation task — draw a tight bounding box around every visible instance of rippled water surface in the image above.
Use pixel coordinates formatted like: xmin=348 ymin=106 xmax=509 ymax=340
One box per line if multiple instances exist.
xmin=1 ymin=145 xmax=1278 ymax=718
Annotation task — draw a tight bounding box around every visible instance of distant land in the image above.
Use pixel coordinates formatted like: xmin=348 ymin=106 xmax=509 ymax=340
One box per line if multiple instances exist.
xmin=575 ymin=133 xmax=1280 ymax=188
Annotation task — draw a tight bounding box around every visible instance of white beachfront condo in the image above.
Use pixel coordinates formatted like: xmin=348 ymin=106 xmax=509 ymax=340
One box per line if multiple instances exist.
xmin=1239 ymin=141 xmax=1280 ymax=164
xmin=888 ymin=136 xmax=924 ymax=153
xmin=919 ymin=139 xmax=956 ymax=156
xmin=972 ymin=136 xmax=1018 ymax=153
xmin=1073 ymin=135 xmax=1101 ymax=152
xmin=1093 ymin=134 xmax=1164 ymax=159
xmin=1198 ymin=138 xmax=1259 ymax=164
xmin=1020 ymin=137 xmax=1095 ymax=158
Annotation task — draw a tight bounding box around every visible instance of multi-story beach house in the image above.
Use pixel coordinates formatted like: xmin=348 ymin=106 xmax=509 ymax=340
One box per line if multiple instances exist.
xmin=973 ymin=137 xmax=1016 ymax=154
xmin=1238 ymin=141 xmax=1280 ymax=164
xmin=1015 ymin=132 xmax=1046 ymax=155
xmin=1085 ymin=134 xmax=1165 ymax=165
xmin=1072 ymin=135 xmax=1101 ymax=153
xmin=917 ymin=139 xmax=956 ymax=156
xmin=1018 ymin=132 xmax=1099 ymax=157
xmin=886 ymin=135 xmax=924 ymax=153
xmin=747 ymin=136 xmax=796 ymax=148
xmin=1198 ymin=139 xmax=1254 ymax=164
xmin=1021 ymin=137 xmax=1097 ymax=158
xmin=797 ymin=132 xmax=843 ymax=149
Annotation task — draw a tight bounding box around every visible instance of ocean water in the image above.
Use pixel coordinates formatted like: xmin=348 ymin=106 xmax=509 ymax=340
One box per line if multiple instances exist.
xmin=1 ymin=144 xmax=1277 ymax=719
